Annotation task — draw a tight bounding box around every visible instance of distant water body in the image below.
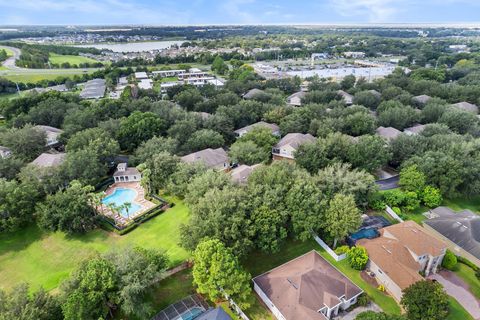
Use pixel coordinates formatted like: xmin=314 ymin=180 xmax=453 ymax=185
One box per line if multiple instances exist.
xmin=77 ymin=41 xmax=184 ymax=53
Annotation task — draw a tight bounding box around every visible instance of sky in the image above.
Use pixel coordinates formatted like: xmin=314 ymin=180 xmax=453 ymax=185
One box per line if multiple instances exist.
xmin=0 ymin=0 xmax=479 ymax=26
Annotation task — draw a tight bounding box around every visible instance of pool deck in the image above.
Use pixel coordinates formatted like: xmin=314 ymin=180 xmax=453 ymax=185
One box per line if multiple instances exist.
xmin=99 ymin=182 xmax=156 ymax=227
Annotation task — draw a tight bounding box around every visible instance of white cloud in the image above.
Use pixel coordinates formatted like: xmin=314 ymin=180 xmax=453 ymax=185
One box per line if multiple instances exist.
xmin=220 ymin=0 xmax=257 ymax=24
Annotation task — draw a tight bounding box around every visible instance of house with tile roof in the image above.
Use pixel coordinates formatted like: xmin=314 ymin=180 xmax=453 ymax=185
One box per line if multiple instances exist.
xmin=230 ymin=164 xmax=261 ymax=185
xmin=253 ymin=251 xmax=363 ymax=320
xmin=404 ymin=124 xmax=426 ymax=136
xmin=286 ymin=91 xmax=307 ymax=106
xmin=358 ymin=221 xmax=447 ymax=301
xmin=31 ymin=152 xmax=66 ymax=168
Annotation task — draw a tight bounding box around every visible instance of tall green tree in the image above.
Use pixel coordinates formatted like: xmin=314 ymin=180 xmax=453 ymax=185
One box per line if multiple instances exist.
xmin=61 ymin=258 xmax=117 ymax=320
xmin=36 ymin=181 xmax=98 ymax=235
xmin=192 ymin=239 xmax=251 ymax=308
xmin=322 ymin=193 xmax=361 ymax=248
xmin=400 ymin=280 xmax=449 ymax=320
xmin=0 ymin=284 xmax=62 ymax=320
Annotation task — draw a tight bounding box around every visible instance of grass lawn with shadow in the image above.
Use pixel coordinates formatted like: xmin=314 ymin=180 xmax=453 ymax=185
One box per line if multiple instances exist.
xmin=0 ymin=196 xmax=189 ymax=292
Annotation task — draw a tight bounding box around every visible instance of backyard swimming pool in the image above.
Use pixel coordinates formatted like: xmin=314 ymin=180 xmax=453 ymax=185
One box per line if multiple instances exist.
xmin=102 ymin=188 xmax=141 ymax=218
xmin=349 ymin=228 xmax=379 ymax=241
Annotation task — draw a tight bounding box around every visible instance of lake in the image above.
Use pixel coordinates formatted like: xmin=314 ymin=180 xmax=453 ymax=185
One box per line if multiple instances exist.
xmin=77 ymin=41 xmax=184 ymax=53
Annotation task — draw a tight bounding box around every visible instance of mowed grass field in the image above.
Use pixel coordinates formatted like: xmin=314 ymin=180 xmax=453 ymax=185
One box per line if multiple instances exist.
xmin=0 ymin=197 xmax=190 ymax=292
xmin=0 ymin=69 xmax=97 ymax=83
xmin=49 ymin=53 xmax=100 ymax=66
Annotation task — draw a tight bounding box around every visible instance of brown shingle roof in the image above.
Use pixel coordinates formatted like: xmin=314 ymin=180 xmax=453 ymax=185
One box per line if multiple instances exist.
xmin=452 ymin=101 xmax=479 ymax=114
xmin=382 ymin=220 xmax=446 ymax=257
xmin=376 ymin=126 xmax=402 ymax=141
xmin=275 ymin=133 xmax=316 ymax=149
xmin=253 ymin=251 xmax=362 ymax=320
xmin=234 ymin=121 xmax=280 ymax=135
xmin=358 ymin=236 xmax=423 ymax=290
xmin=31 ymin=152 xmax=66 ymax=168
xmin=181 ymin=148 xmax=229 ymax=169
xmin=358 ymin=221 xmax=446 ymax=290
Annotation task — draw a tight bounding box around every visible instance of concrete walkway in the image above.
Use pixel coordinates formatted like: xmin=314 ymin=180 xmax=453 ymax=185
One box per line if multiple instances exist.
xmin=336 ymin=302 xmax=382 ymax=320
xmin=429 ymin=271 xmax=480 ymax=320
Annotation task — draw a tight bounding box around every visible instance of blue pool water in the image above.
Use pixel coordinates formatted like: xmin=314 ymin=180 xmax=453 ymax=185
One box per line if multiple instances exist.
xmin=179 ymin=307 xmax=204 ymax=320
xmin=102 ymin=188 xmax=141 ymax=218
xmin=349 ymin=228 xmax=379 ymax=241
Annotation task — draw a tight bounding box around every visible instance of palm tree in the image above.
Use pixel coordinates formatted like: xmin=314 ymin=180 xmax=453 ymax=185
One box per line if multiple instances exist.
xmin=123 ymin=202 xmax=132 ymax=219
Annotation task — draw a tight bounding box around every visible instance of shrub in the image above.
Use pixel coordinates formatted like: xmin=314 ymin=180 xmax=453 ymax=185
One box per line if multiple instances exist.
xmin=422 ymin=186 xmax=443 ymax=208
xmin=347 ymin=246 xmax=369 ymax=270
xmin=368 ymin=192 xmax=386 ymax=211
xmin=403 ymin=191 xmax=420 ymax=212
xmin=457 ymin=255 xmax=479 ymax=271
xmin=392 ymin=206 xmax=402 ymax=215
xmin=383 ymin=189 xmax=406 ymax=207
xmin=335 ymin=245 xmax=350 ymax=255
xmin=356 ymin=293 xmax=371 ymax=307
xmin=441 ymin=250 xmax=457 ymax=270
xmin=377 ymin=284 xmax=385 ymax=292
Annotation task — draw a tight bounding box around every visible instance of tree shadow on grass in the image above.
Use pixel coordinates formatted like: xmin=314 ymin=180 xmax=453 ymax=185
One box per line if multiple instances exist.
xmin=0 ymin=224 xmax=44 ymax=255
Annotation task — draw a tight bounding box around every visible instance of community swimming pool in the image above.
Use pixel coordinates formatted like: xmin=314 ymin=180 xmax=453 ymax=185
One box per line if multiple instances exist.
xmin=101 ymin=188 xmax=142 ymax=218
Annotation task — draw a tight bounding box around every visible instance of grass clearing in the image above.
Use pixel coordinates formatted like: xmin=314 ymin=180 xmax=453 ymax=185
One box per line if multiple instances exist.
xmin=0 ymin=70 xmax=96 ymax=83
xmin=442 ymin=195 xmax=480 ymax=214
xmin=454 ymin=263 xmax=480 ymax=299
xmin=49 ymin=53 xmax=100 ymax=66
xmin=447 ymin=296 xmax=474 ymax=320
xmin=0 ymin=197 xmax=190 ymax=292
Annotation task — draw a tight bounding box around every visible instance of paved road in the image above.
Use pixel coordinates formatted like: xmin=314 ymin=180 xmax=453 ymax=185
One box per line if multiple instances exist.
xmin=375 ymin=175 xmax=400 ymax=190
xmin=429 ymin=271 xmax=480 ymax=320
xmin=0 ymin=45 xmax=100 ymax=77
xmin=0 ymin=45 xmax=21 ymax=69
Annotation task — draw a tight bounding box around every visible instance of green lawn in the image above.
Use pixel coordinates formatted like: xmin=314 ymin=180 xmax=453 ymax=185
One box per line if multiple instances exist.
xmin=0 ymin=197 xmax=190 ymax=292
xmin=0 ymin=70 xmax=97 ymax=83
xmin=49 ymin=53 xmax=100 ymax=66
xmin=401 ymin=205 xmax=429 ymax=224
xmin=447 ymin=297 xmax=474 ymax=320
xmin=442 ymin=195 xmax=480 ymax=214
xmin=242 ymin=238 xmax=401 ymax=317
xmin=454 ymin=263 xmax=480 ymax=299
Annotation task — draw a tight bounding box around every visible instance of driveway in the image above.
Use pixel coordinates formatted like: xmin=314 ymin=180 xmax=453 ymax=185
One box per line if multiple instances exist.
xmin=375 ymin=175 xmax=399 ymax=190
xmin=429 ymin=271 xmax=480 ymax=320
xmin=335 ymin=302 xmax=382 ymax=320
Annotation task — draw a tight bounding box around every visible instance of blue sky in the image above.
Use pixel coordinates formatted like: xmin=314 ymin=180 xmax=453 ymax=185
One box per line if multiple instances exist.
xmin=0 ymin=0 xmax=479 ymax=25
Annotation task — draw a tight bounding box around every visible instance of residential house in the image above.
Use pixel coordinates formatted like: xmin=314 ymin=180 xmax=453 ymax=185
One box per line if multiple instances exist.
xmin=287 ymin=91 xmax=307 ymax=107
xmin=181 ymin=148 xmax=229 ymax=171
xmin=242 ymin=88 xmax=264 ymax=100
xmin=0 ymin=146 xmax=11 ymax=159
xmin=35 ymin=125 xmax=63 ymax=147
xmin=337 ymin=90 xmax=353 ymax=105
xmin=452 ymin=101 xmax=479 ymax=114
xmin=404 ymin=124 xmax=426 ymax=136
xmin=230 ymin=164 xmax=261 ymax=185
xmin=253 ymin=251 xmax=363 ymax=320
xmin=113 ymin=163 xmax=141 ymax=183
xmin=412 ymin=94 xmax=431 ymax=106
xmin=358 ymin=221 xmax=447 ymax=301
xmin=272 ymin=133 xmax=316 ymax=161
xmin=194 ymin=112 xmax=212 ymax=121
xmin=424 ymin=207 xmax=480 ymax=267
xmin=234 ymin=121 xmax=280 ymax=138
xmin=31 ymin=152 xmax=66 ymax=168
xmin=376 ymin=126 xmax=402 ymax=142
xmin=138 ymin=78 xmax=153 ymax=90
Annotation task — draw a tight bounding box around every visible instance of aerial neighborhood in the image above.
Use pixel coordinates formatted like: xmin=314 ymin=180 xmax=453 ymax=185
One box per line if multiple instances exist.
xmin=1 ymin=17 xmax=480 ymax=320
